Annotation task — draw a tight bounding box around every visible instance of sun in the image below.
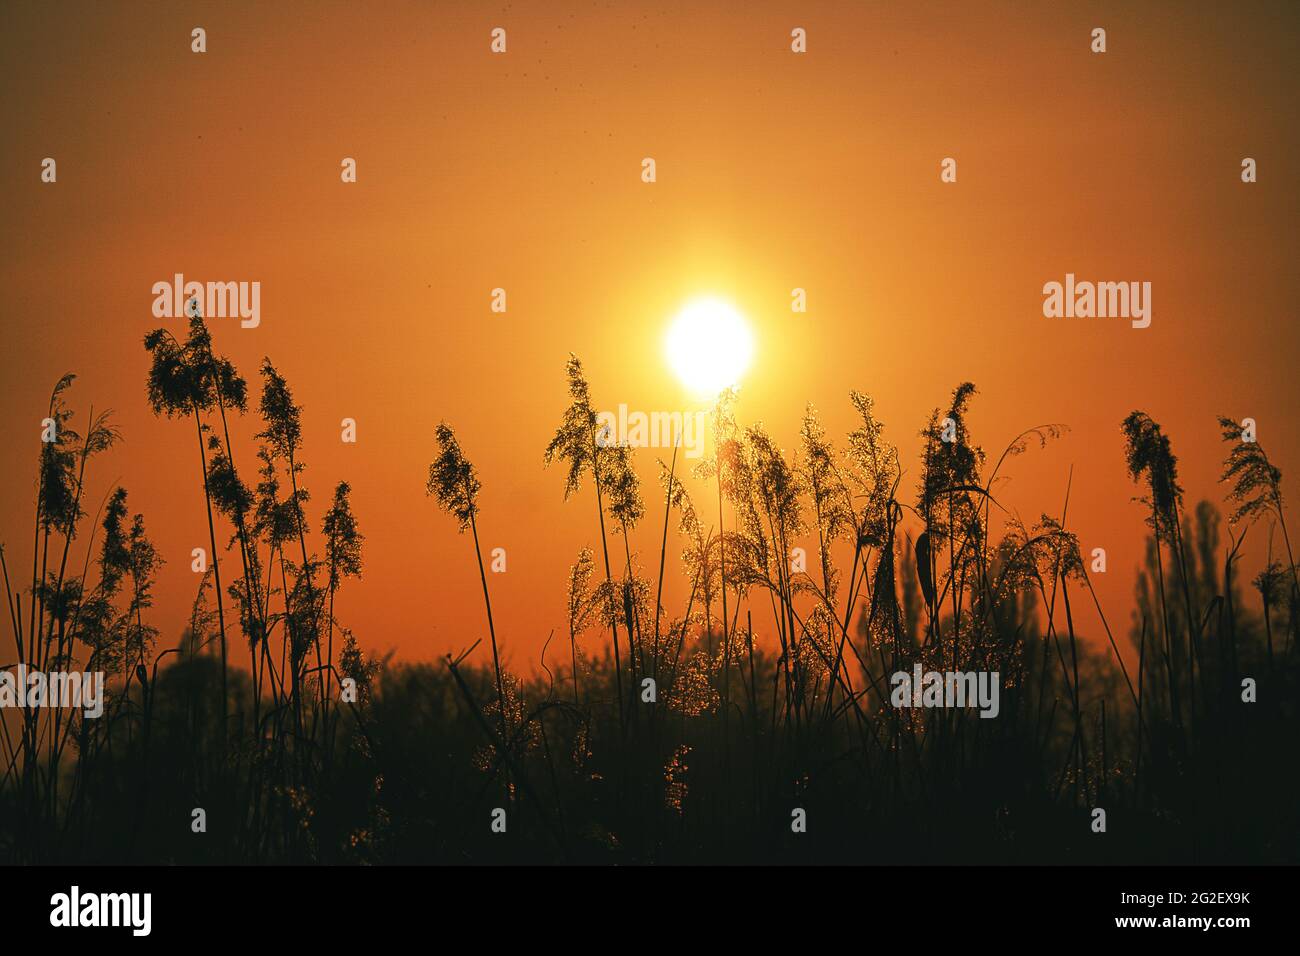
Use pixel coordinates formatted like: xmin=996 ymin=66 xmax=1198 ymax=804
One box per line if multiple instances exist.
xmin=664 ymin=297 xmax=755 ymax=397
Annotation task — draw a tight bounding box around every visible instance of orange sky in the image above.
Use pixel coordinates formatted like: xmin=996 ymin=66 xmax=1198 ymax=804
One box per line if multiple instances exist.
xmin=2 ymin=1 xmax=1297 ymax=673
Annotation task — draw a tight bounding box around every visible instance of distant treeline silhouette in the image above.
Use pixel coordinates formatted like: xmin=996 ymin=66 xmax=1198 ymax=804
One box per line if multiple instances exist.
xmin=1 ymin=317 xmax=1296 ymax=864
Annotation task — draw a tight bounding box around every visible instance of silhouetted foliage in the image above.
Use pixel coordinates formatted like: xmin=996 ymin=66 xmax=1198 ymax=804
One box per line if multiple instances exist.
xmin=2 ymin=350 xmax=1297 ymax=866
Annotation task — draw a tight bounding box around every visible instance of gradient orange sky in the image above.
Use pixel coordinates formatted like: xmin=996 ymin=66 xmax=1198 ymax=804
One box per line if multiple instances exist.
xmin=2 ymin=1 xmax=1297 ymax=672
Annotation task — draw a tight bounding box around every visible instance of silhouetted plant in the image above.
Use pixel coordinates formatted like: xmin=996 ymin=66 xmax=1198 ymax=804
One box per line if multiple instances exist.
xmin=256 ymin=359 xmax=324 ymax=740
xmin=322 ymin=481 xmax=364 ymax=716
xmin=1219 ymin=415 xmax=1298 ymax=637
xmin=144 ymin=319 xmax=232 ymax=734
xmin=544 ymin=356 xmax=631 ymax=731
xmin=428 ymin=422 xmax=507 ymax=739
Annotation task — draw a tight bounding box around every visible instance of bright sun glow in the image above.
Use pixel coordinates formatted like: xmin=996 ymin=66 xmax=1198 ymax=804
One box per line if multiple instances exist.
xmin=664 ymin=298 xmax=755 ymax=396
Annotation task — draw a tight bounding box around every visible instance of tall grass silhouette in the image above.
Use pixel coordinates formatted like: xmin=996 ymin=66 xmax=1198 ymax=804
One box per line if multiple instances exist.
xmin=1 ymin=317 xmax=1296 ymax=864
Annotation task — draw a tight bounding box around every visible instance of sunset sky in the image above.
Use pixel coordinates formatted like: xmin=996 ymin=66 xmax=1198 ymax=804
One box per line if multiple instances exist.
xmin=2 ymin=0 xmax=1297 ymax=673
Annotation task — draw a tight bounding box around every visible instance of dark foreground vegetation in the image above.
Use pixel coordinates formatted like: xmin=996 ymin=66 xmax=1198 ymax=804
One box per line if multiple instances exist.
xmin=2 ymin=316 xmax=1297 ymax=864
